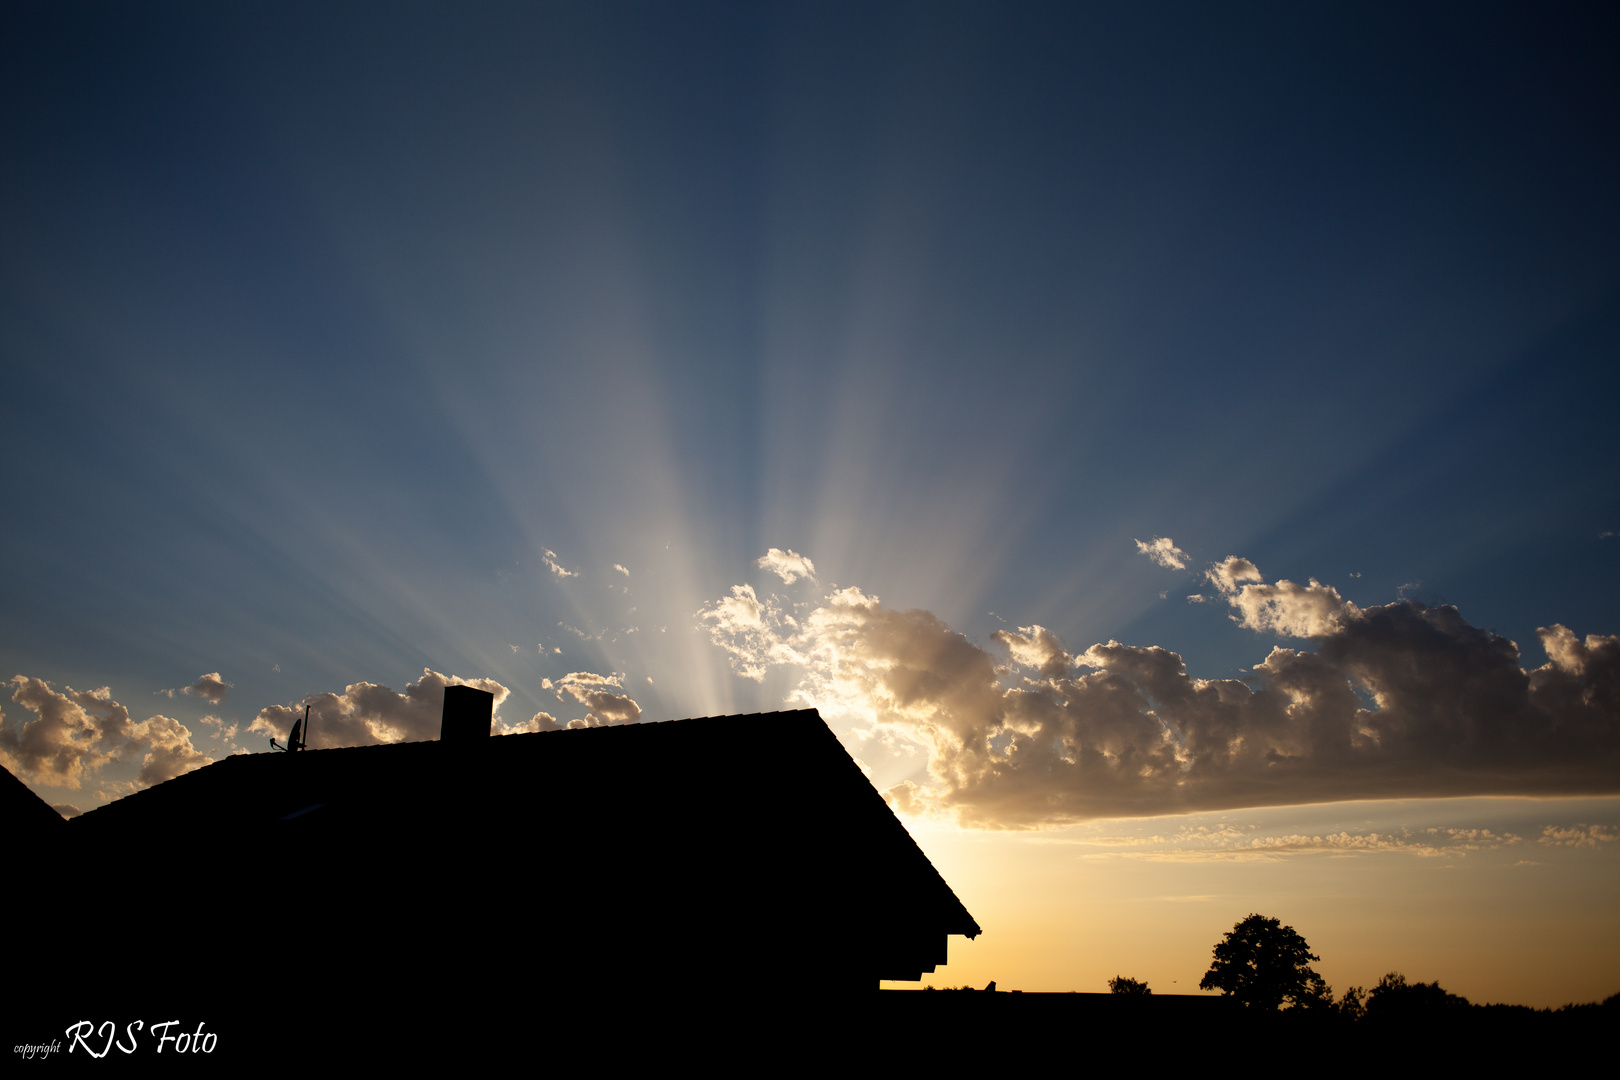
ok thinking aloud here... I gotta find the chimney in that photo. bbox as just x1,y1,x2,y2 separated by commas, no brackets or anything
441,685,494,742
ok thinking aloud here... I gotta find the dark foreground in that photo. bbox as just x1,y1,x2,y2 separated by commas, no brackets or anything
12,987,1613,1068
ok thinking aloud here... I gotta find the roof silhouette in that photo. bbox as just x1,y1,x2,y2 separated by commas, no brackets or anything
35,708,978,1012
2,758,65,839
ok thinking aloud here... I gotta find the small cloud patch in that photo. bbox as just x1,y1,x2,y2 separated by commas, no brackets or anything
542,550,580,579
1135,537,1189,570
757,548,817,584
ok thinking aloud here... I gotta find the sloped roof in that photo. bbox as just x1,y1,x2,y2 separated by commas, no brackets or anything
2,759,67,841
71,709,980,940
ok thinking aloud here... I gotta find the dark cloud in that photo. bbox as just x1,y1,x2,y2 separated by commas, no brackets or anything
182,672,231,704
702,564,1620,827
158,671,232,703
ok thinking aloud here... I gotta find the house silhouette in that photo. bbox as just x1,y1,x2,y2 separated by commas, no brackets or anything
19,703,979,1034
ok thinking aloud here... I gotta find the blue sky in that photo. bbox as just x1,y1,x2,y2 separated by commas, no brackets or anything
2,2,1617,1000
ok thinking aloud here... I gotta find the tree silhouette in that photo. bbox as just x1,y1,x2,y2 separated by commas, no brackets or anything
1199,914,1323,1009
1108,976,1151,995
1365,972,1470,1019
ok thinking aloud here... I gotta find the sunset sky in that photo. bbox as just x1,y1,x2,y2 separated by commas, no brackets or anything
3,3,1616,1006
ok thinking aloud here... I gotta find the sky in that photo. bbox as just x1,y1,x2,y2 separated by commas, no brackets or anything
2,2,1617,1006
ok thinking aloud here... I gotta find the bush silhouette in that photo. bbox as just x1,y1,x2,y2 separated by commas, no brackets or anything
1365,972,1470,1019
1108,976,1151,995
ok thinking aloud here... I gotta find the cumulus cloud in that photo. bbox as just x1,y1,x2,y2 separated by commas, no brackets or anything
135,714,213,786
757,547,817,584
1207,556,1263,593
1,677,213,792
698,584,789,681
498,711,565,735
183,672,231,704
249,669,510,748
612,563,630,576
1135,537,1189,570
158,671,232,704
549,671,641,727
993,625,1073,678
1537,624,1618,679
1207,557,1356,638
698,575,1620,827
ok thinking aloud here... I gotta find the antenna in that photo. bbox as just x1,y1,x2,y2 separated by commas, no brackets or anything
271,704,312,752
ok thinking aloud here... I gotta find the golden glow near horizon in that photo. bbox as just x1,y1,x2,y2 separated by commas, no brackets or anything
872,797,1620,1007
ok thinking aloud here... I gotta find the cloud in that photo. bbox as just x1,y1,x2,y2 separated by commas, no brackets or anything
1539,824,1618,848
2,677,131,786
550,671,641,727
134,714,213,786
1070,823,1523,863
1428,827,1522,848
697,584,787,681
698,573,1620,827
52,804,82,819
197,714,239,742
248,669,510,748
1207,556,1263,593
542,549,579,579
1135,537,1188,570
157,672,231,703
498,711,564,735
1101,831,1452,862
182,672,231,704
1537,624,1619,678
993,625,1073,678
612,563,630,576
757,547,817,584
1,677,213,792
1207,557,1356,638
